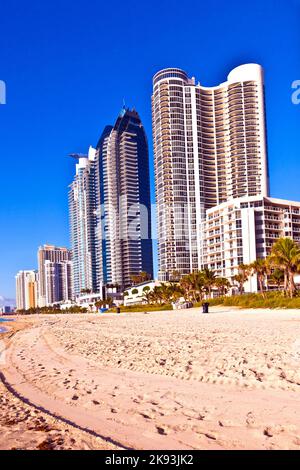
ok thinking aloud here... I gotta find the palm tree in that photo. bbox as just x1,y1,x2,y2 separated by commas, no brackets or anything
233,274,244,294
151,285,164,304
268,237,300,297
180,272,204,302
106,296,114,307
95,300,104,309
215,277,231,296
269,268,285,290
202,268,217,298
81,288,92,295
251,258,268,297
140,271,151,282
180,274,193,302
233,264,251,294
158,283,173,304
143,291,154,304
130,271,151,286
170,270,181,282
179,274,192,301
168,283,184,303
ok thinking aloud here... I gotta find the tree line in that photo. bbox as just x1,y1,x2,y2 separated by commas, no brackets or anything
128,237,300,305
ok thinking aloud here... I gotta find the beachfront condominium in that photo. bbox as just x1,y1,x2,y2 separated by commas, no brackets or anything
201,196,300,292
38,244,73,306
69,109,153,295
152,64,269,280
44,260,73,305
15,270,38,311
96,109,153,290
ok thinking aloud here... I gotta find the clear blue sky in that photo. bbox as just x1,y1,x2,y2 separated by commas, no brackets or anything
0,0,299,299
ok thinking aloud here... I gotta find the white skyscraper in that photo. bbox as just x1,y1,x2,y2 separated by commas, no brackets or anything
152,64,269,280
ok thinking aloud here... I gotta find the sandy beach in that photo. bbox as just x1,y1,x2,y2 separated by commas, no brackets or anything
1,307,300,450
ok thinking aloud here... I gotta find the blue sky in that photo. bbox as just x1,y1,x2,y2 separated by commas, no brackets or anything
0,0,299,298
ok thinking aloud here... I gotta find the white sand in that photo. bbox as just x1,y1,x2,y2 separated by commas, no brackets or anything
0,382,120,450
1,307,300,449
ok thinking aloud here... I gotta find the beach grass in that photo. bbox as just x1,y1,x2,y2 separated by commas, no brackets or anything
207,292,300,309
109,304,173,313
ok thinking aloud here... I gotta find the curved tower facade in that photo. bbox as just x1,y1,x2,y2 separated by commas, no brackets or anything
152,64,269,279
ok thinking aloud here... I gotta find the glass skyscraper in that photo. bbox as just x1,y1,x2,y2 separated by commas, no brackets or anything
96,109,153,289
69,108,153,295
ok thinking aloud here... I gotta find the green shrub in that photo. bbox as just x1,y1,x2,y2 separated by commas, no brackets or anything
109,304,173,313
208,291,300,309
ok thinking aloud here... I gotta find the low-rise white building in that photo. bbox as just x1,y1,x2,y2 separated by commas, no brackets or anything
67,292,103,311
124,281,161,306
61,287,123,311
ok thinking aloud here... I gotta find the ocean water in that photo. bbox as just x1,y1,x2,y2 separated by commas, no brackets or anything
0,317,14,333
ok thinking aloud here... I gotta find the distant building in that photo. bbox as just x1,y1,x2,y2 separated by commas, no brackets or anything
1,306,12,314
38,245,73,306
15,270,38,310
201,196,300,292
44,260,73,305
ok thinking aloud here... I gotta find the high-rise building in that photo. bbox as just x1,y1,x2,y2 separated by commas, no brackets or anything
95,125,113,291
152,64,269,280
38,245,72,306
44,260,73,305
201,195,300,292
96,109,153,289
69,108,153,294
69,148,98,297
15,270,38,310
